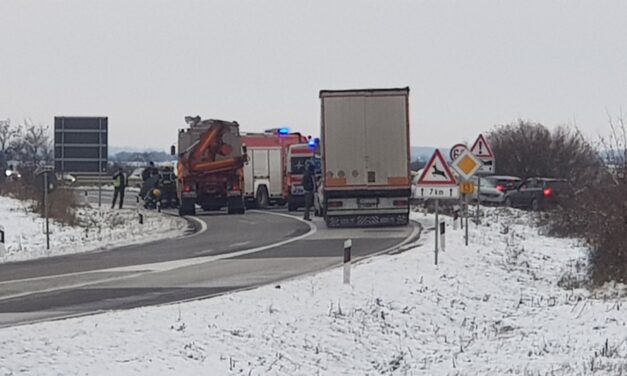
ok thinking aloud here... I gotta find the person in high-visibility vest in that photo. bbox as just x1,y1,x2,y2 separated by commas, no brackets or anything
111,167,127,209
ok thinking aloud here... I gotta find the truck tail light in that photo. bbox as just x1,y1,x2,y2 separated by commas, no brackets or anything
393,200,408,207
183,185,193,193
544,187,554,197
328,201,343,208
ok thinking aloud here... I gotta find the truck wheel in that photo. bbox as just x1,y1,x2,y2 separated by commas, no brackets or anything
179,198,196,216
256,187,269,209
227,197,246,215
287,199,297,212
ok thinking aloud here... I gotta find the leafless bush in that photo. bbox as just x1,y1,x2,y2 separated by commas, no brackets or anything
539,115,627,285
488,120,600,184
1,180,79,226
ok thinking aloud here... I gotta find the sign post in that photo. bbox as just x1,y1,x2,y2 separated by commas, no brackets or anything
415,149,459,265
470,134,496,226
451,149,482,245
465,194,469,245
35,165,55,251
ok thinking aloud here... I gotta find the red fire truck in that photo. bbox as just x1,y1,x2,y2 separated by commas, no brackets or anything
285,142,320,211
241,128,309,209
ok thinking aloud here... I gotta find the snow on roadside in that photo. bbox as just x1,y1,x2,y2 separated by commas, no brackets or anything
0,195,188,263
1,209,626,375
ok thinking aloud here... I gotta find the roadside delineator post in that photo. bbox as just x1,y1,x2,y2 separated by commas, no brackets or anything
440,220,446,252
0,225,5,257
136,196,143,224
343,239,352,285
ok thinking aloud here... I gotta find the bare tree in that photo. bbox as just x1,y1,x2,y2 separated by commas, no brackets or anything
10,119,53,166
0,118,19,153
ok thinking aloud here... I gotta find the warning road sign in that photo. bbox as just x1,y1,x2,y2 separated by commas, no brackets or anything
417,149,458,186
470,134,495,174
470,134,494,159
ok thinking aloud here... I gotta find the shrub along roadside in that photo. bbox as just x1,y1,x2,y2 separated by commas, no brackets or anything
542,184,627,286
488,119,626,286
0,179,79,226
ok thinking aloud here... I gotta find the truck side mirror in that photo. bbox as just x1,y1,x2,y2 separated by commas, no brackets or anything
170,145,176,156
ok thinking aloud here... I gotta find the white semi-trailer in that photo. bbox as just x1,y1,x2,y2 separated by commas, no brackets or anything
319,88,411,227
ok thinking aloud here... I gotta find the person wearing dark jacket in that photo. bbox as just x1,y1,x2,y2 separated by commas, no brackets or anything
302,161,315,221
111,167,126,209
141,161,159,181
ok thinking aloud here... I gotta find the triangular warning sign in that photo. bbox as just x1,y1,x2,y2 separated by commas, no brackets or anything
470,134,494,159
417,149,458,186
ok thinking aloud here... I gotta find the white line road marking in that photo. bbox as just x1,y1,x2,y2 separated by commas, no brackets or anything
0,213,317,302
179,215,208,239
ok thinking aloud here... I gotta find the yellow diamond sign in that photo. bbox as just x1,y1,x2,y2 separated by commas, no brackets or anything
451,149,482,180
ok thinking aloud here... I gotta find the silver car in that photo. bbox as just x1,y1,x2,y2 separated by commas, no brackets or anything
470,176,505,204
127,168,145,188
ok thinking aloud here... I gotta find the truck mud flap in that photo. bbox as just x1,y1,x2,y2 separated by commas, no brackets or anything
325,214,409,228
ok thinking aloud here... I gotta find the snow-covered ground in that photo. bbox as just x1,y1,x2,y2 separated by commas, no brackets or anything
0,195,188,263
1,209,626,375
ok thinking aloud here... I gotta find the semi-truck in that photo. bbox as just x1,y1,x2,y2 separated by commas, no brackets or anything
174,116,247,216
241,129,308,208
319,88,411,227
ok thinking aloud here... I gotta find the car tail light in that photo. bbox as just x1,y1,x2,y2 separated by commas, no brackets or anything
496,184,505,192
393,200,408,207
543,187,554,197
328,201,343,208
183,185,193,193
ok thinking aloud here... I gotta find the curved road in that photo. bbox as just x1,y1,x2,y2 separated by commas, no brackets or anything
0,197,420,327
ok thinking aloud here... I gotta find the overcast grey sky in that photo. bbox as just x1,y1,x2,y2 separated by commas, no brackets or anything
1,1,626,151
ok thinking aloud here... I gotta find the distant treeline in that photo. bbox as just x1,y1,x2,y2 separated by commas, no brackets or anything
110,151,172,163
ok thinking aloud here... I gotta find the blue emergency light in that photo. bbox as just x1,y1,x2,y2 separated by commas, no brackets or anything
308,137,320,148
278,127,290,135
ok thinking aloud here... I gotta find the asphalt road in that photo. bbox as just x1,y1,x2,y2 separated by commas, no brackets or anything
0,190,421,327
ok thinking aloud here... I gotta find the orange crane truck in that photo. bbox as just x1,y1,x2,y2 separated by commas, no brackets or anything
174,116,247,216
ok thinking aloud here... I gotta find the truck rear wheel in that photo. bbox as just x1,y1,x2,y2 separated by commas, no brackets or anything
227,197,246,215
256,187,269,209
179,198,196,216
287,196,297,212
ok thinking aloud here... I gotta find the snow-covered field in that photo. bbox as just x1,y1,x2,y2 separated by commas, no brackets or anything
0,195,188,263
1,209,626,375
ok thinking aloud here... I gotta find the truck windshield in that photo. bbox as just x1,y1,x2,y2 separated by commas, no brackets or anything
290,157,321,174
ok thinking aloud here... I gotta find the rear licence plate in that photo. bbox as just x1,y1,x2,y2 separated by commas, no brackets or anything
358,198,378,208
